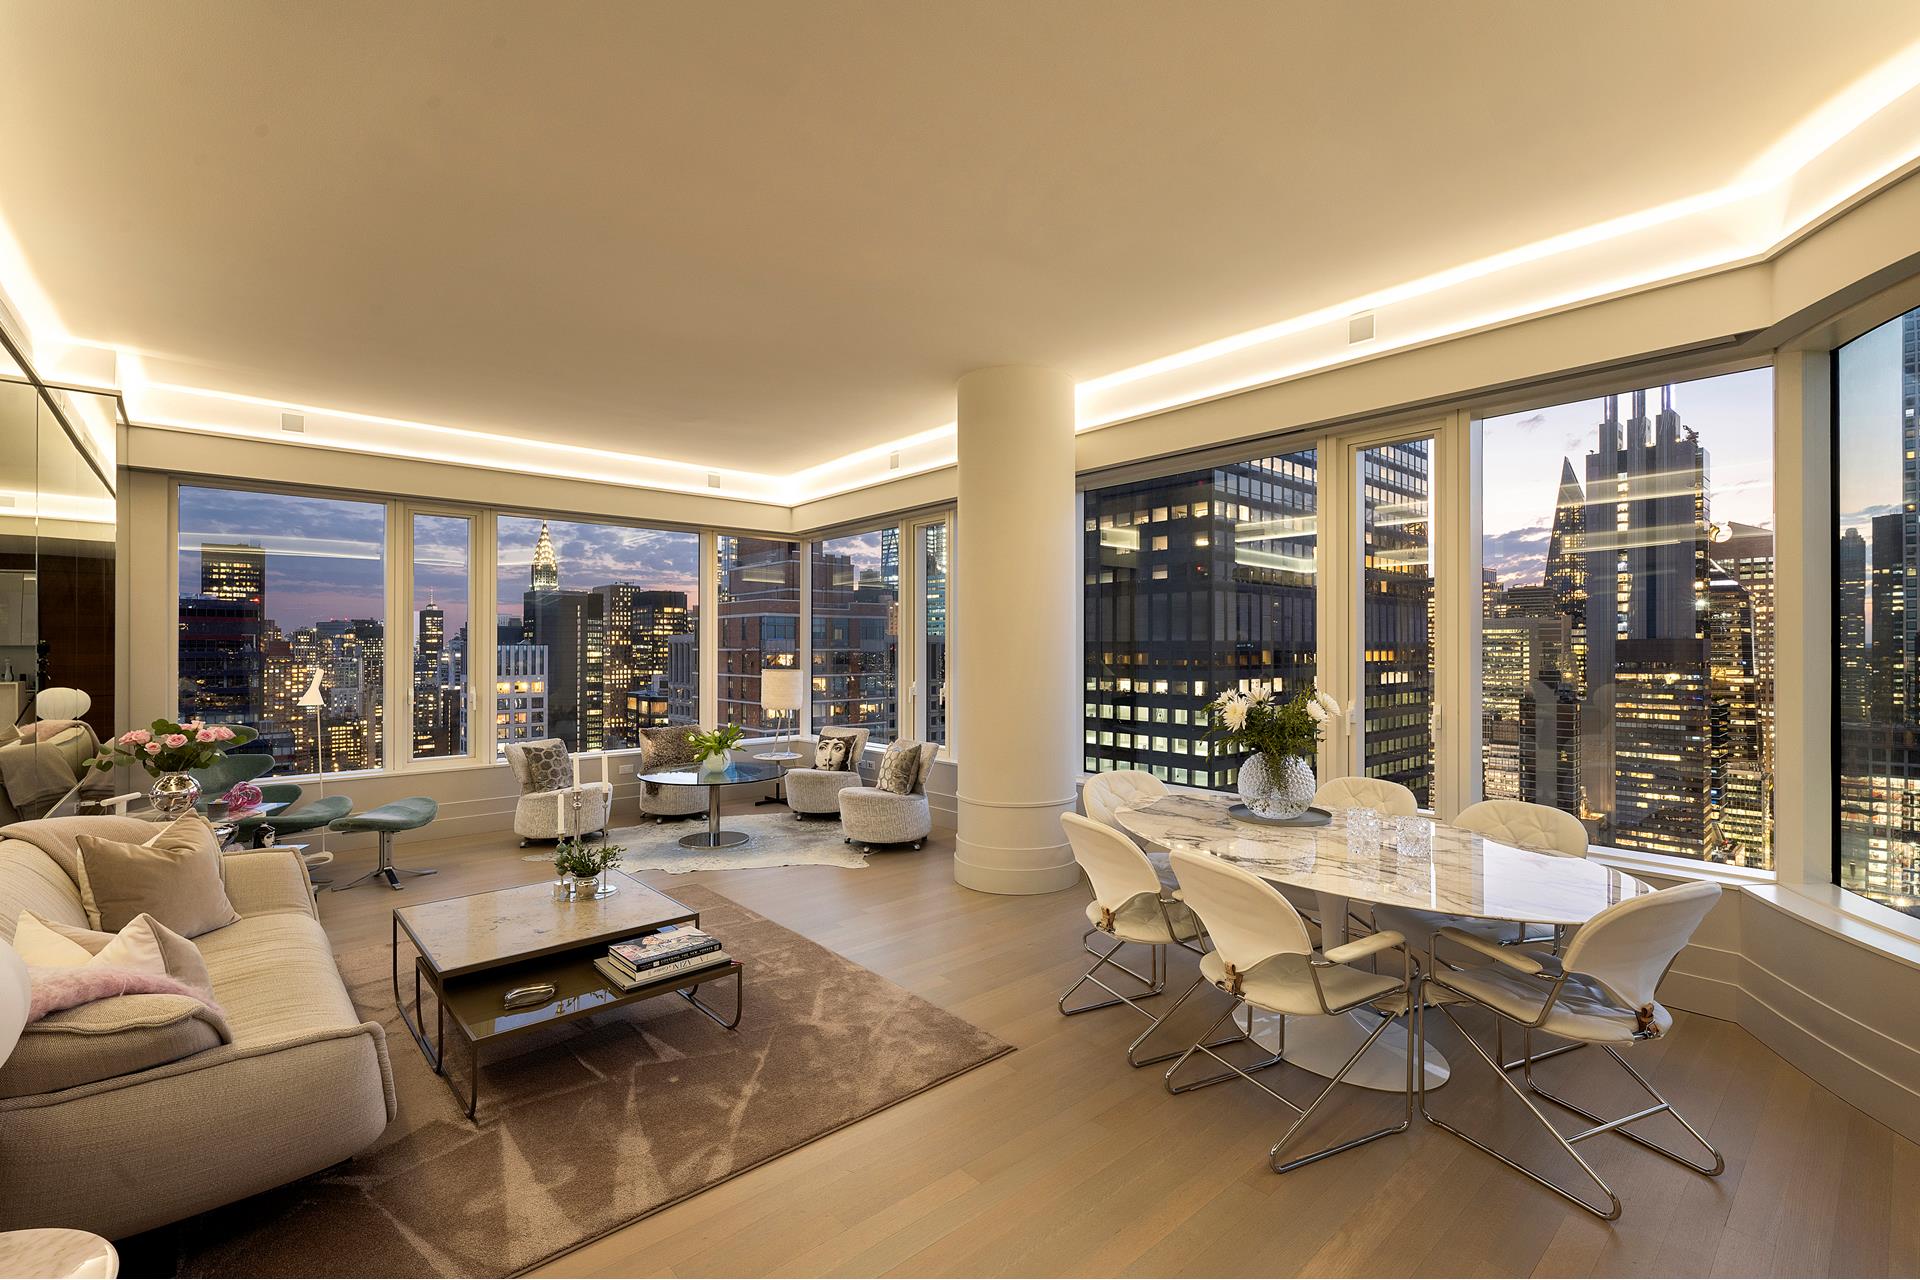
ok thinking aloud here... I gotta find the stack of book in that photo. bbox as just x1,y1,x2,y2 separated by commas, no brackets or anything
593,923,731,991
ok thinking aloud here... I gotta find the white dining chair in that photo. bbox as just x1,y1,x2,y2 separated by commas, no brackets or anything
1161,845,1416,1173
1419,880,1724,1220
1373,798,1587,969
1057,814,1219,1068
1311,776,1418,818
1082,768,1168,830
1454,798,1590,858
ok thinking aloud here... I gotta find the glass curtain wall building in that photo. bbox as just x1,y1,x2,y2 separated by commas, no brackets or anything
1082,449,1318,788
1836,304,1920,916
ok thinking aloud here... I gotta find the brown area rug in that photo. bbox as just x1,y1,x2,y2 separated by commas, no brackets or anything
120,884,1012,1278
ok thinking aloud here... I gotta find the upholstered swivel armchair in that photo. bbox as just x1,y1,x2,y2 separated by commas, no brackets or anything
784,728,870,818
503,738,614,844
635,726,707,821
839,741,939,851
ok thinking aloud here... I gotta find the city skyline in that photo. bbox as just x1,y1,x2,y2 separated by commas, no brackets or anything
1483,369,1774,588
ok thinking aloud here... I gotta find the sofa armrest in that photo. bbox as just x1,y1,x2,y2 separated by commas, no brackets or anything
221,848,318,920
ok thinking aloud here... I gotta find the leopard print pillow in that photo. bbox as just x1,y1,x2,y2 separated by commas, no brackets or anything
877,740,925,795
521,740,572,793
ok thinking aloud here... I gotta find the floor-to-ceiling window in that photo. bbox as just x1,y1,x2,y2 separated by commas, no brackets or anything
811,527,900,741
1359,437,1435,806
717,535,800,733
920,521,949,746
1837,305,1920,915
409,513,471,760
1481,368,1775,867
176,485,386,775
494,516,699,753
1082,449,1317,788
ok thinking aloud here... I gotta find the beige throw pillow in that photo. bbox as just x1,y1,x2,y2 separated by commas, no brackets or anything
72,816,239,937
11,910,216,994
877,740,925,795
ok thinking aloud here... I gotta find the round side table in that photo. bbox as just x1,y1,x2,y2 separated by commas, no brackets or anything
0,1229,118,1279
751,750,804,807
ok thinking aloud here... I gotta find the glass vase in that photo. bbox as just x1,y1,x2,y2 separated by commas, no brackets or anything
1237,752,1316,820
148,771,201,820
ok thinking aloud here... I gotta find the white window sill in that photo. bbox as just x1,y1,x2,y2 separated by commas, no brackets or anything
1743,881,1920,972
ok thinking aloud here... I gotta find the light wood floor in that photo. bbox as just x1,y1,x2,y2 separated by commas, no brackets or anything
315,817,1920,1278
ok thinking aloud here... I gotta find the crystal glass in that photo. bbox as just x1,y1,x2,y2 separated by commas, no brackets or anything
1346,806,1382,852
1394,815,1433,856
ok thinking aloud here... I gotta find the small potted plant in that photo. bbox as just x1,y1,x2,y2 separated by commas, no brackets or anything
687,724,746,778
553,837,626,899
83,719,260,818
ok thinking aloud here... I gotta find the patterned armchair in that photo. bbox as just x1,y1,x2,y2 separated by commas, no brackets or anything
503,738,613,844
636,726,707,820
784,728,870,818
840,741,940,851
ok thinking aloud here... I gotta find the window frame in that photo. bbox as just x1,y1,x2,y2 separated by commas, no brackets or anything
168,478,958,779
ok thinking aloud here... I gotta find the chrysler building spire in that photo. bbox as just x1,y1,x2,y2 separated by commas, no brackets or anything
531,520,560,590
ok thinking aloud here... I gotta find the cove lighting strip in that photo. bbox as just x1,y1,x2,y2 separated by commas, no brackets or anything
4,34,1920,509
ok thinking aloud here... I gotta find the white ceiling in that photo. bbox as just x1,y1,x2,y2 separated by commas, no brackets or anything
2,1,1918,474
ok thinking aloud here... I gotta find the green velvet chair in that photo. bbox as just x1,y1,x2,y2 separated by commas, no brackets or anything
330,797,439,892
189,751,276,806
232,783,354,847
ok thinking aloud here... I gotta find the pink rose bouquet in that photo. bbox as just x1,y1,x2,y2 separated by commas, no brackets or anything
85,717,260,778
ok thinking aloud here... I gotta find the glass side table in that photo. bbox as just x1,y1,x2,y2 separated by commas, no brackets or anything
751,749,804,806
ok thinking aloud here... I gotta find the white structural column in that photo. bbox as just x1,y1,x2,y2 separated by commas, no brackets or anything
953,366,1081,895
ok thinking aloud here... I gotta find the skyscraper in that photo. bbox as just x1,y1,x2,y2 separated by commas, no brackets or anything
1584,388,1718,856
1839,526,1869,723
530,521,559,591
200,542,265,603
1082,450,1320,789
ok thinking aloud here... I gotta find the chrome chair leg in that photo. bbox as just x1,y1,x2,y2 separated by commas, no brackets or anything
1270,1005,1411,1173
1124,975,1250,1068
1163,997,1284,1095
1496,1019,1584,1072
1518,1031,1725,1176
1421,1004,1624,1221
1081,926,1156,986
1059,936,1167,1017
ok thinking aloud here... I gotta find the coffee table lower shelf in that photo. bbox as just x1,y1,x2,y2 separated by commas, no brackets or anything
392,925,743,1122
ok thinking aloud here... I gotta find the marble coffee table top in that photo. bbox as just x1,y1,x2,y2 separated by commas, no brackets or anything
1115,792,1652,927
0,1229,118,1279
395,871,697,978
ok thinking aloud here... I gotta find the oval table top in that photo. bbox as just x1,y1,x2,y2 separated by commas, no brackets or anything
1114,791,1652,927
635,760,784,788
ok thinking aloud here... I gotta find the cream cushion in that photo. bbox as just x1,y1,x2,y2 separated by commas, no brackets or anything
0,993,230,1098
73,816,239,937
13,910,215,993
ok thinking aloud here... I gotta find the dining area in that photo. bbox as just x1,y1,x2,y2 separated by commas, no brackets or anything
1060,770,1724,1223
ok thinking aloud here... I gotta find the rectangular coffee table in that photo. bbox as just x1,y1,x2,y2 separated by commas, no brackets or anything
391,869,743,1120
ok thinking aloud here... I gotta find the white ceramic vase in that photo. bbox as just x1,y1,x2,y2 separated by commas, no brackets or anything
1237,752,1316,820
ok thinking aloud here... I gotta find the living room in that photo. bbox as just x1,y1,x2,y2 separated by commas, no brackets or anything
3,4,1920,1279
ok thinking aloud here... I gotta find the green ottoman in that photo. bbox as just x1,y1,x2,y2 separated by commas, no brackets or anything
236,785,353,846
330,797,440,892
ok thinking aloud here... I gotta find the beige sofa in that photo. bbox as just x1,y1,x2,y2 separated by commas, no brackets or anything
0,816,395,1239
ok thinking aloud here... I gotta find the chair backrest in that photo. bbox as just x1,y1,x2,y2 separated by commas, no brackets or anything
1453,799,1589,857
1562,881,1720,1012
909,741,939,794
1311,775,1417,817
1061,813,1164,911
32,688,90,722
819,727,870,772
503,738,570,790
1169,844,1314,968
189,751,275,797
1083,769,1168,827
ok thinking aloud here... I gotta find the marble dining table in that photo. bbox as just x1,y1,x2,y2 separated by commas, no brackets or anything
1113,790,1654,1091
